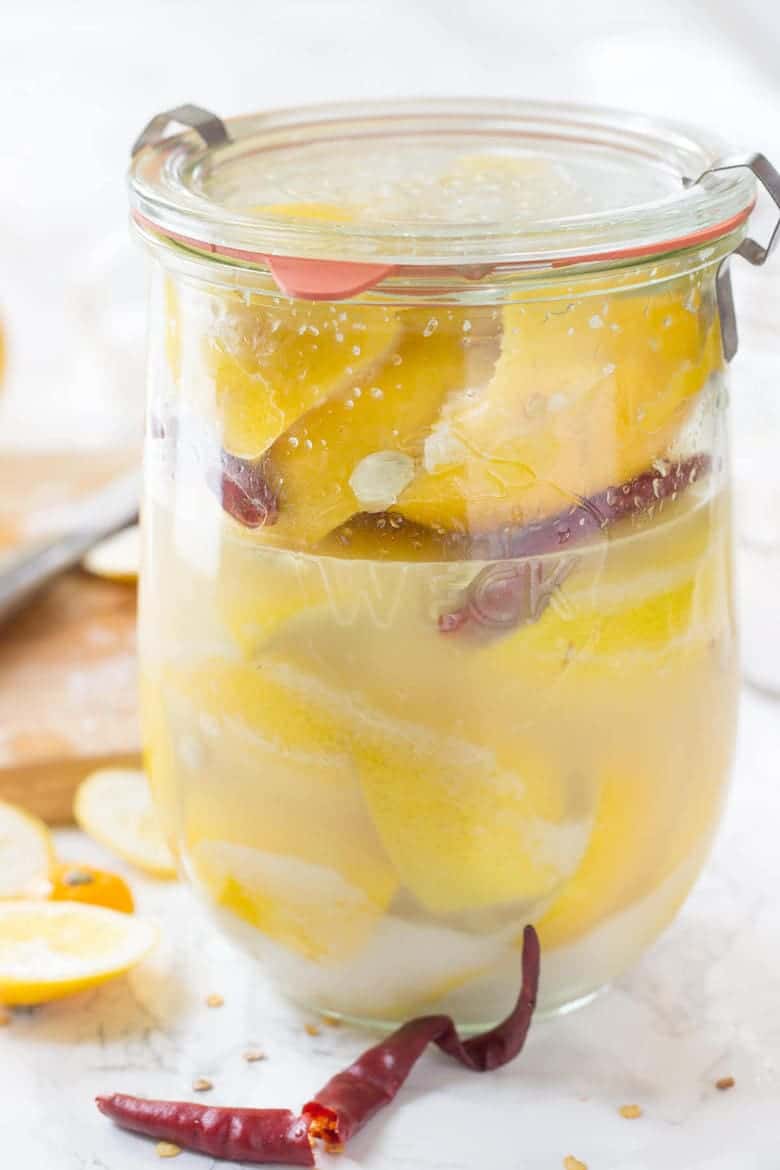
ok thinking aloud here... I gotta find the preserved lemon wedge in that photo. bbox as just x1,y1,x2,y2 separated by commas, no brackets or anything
398,283,721,532
206,291,400,461
260,324,469,547
163,660,397,912
243,642,587,916
205,202,404,459
193,840,387,962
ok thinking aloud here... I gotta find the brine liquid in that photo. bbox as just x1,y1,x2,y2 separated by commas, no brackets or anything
140,478,737,1025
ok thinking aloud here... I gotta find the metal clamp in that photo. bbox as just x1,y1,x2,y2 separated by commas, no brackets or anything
688,153,780,360
132,104,231,158
695,153,780,266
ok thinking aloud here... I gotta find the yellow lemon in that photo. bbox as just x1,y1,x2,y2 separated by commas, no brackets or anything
250,201,355,222
206,298,400,459
252,639,588,916
0,801,53,899
0,901,156,1004
162,660,396,910
193,840,387,962
260,323,471,548
398,282,720,532
74,769,177,879
82,525,140,583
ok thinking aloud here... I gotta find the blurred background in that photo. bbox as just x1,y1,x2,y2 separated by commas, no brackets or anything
0,0,778,684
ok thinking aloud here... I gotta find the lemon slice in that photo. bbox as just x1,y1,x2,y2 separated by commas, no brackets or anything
74,769,177,879
0,901,157,1004
0,801,54,899
82,525,140,582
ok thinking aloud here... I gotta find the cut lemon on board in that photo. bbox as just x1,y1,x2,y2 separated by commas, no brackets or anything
0,902,157,1004
74,769,177,879
82,524,140,582
0,801,54,899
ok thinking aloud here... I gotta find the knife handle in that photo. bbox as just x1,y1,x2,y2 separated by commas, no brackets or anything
0,521,137,625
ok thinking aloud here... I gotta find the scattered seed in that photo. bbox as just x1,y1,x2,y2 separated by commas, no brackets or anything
156,1142,182,1158
564,1157,588,1170
205,993,224,1008
243,1048,266,1063
305,1023,321,1037
321,1014,342,1028
716,1076,735,1091
192,1077,213,1092
619,1104,643,1119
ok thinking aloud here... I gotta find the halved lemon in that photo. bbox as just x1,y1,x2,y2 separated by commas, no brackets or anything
0,901,157,1004
82,525,140,582
74,769,177,879
0,801,54,899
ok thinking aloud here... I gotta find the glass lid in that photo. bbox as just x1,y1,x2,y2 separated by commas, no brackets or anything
129,98,754,282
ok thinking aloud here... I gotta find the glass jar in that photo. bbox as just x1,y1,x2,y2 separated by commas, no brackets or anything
130,100,763,1028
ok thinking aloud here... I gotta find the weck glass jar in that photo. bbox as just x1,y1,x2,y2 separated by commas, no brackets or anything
130,99,770,1028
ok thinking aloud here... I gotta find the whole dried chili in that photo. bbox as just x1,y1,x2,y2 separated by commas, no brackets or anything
439,455,711,635
212,450,278,529
148,408,278,530
303,924,540,1146
95,1098,315,1166
97,925,540,1162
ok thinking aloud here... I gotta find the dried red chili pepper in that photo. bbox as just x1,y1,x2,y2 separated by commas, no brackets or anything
303,924,540,1146
97,926,540,1162
440,455,711,634
210,450,278,528
95,1097,314,1166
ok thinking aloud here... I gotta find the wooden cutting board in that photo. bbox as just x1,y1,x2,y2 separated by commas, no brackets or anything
0,451,141,823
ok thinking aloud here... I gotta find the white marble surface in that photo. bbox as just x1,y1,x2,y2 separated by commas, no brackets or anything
1,684,777,1169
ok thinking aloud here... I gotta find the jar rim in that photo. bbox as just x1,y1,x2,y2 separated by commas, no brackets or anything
129,97,754,287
